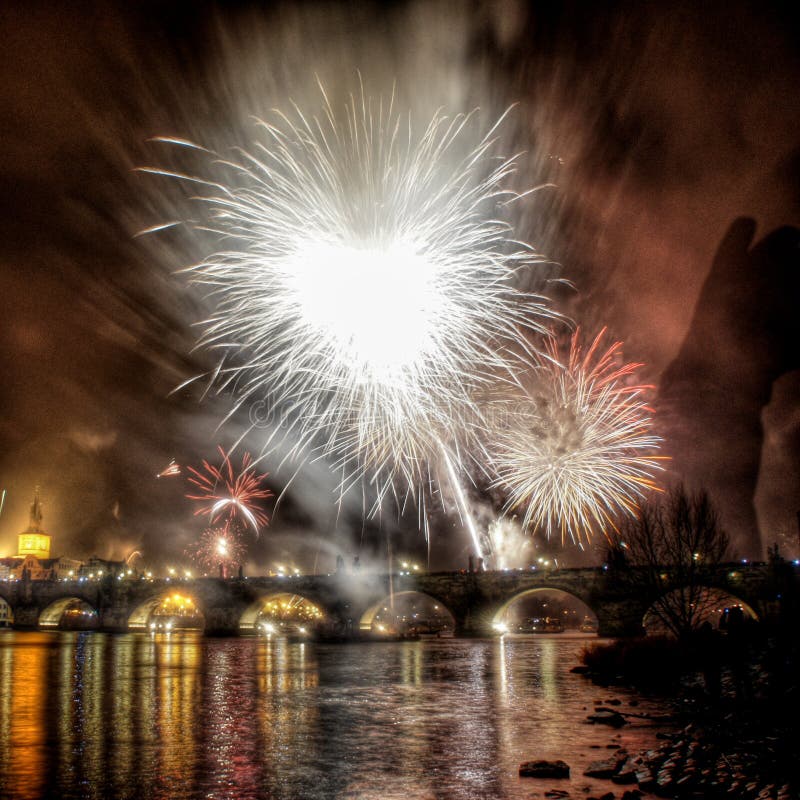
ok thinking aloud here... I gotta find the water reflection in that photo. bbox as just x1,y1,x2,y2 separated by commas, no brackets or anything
0,632,663,800
0,634,49,800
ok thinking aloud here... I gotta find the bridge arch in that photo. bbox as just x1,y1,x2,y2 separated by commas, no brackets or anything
491,587,599,634
0,595,14,627
358,591,456,634
642,586,759,636
239,592,326,635
39,597,99,629
128,590,205,631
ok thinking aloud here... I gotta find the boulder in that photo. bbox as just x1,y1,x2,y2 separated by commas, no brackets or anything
584,759,620,779
519,760,571,779
587,710,627,728
635,769,656,793
611,762,638,785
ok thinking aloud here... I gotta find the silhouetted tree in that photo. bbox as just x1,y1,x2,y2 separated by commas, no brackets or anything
613,485,730,638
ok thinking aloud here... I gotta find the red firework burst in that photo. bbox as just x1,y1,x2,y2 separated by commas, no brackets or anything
188,523,247,575
186,446,273,533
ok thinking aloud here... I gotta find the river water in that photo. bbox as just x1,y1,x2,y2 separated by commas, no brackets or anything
0,631,667,800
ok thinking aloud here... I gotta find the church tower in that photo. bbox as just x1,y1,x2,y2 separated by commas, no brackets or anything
17,487,51,559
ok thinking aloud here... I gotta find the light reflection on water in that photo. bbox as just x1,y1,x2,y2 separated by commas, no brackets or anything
0,632,665,800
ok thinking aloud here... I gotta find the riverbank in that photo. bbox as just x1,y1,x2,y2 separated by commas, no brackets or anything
569,632,798,799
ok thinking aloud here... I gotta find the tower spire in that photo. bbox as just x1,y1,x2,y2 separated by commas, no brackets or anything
29,486,43,532
17,485,51,560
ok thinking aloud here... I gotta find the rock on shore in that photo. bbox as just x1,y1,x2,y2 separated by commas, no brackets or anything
519,759,570,779
584,724,794,799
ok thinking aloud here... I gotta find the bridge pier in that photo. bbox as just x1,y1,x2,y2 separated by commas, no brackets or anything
203,594,250,636
99,607,133,633
594,600,648,637
10,604,41,629
452,602,497,637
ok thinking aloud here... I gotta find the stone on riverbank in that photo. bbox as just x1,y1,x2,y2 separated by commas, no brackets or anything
584,759,620,779
586,709,627,728
519,759,570,778
610,758,638,785
584,722,796,799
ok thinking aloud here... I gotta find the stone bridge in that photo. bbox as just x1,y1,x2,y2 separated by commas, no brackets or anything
0,562,792,637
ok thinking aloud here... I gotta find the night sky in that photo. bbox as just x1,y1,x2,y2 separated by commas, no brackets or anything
0,1,798,569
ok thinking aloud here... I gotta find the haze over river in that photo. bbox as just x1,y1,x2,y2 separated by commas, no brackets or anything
0,632,667,799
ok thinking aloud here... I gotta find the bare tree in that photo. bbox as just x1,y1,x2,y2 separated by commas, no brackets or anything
611,485,731,638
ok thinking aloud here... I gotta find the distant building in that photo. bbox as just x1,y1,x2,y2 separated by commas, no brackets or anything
13,554,55,582
0,597,12,626
17,487,51,559
78,556,125,580
0,488,85,582
53,557,83,581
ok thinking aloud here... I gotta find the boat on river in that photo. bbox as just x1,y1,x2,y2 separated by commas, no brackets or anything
516,616,565,634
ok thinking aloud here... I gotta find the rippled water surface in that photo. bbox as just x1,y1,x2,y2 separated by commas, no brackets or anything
0,631,667,799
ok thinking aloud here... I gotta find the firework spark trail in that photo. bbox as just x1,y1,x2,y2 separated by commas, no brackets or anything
156,459,181,478
186,446,273,533
442,449,485,561
491,329,664,544
144,88,557,516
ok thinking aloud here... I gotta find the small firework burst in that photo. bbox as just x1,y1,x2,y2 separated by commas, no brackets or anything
188,523,247,575
186,447,272,533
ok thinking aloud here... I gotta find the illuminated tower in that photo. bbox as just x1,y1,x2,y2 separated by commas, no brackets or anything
17,487,51,559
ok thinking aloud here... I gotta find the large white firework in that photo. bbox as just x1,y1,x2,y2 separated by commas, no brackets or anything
491,329,664,544
144,88,555,510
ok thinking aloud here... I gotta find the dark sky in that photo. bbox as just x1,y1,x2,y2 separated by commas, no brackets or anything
0,0,798,568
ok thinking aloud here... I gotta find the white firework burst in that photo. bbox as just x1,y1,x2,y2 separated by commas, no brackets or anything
143,87,555,510
491,329,664,544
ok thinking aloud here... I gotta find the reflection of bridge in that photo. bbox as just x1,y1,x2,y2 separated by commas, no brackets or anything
0,563,790,637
